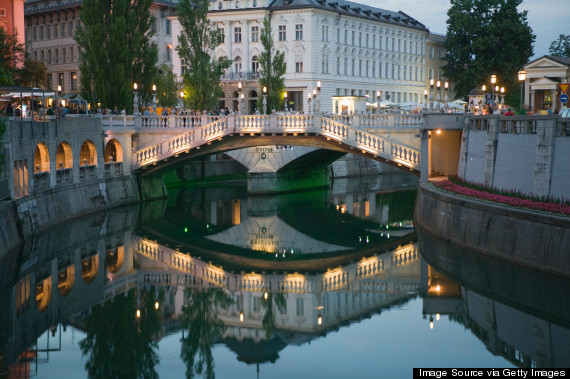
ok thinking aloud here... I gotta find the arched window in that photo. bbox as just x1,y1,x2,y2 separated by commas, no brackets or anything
104,139,123,163
56,141,73,170
251,55,259,73
34,143,50,173
80,140,97,166
234,56,242,73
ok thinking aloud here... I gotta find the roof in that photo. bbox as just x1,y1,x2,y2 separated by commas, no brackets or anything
266,0,428,32
525,54,570,68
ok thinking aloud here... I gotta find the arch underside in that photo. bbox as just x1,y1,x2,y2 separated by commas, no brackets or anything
137,134,420,177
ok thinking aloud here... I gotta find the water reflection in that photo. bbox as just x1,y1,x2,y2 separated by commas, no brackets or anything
1,177,569,376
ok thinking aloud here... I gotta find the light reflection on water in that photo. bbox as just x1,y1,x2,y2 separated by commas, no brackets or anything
2,177,569,377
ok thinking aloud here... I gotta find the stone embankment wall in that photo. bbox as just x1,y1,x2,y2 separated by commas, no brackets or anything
414,184,570,277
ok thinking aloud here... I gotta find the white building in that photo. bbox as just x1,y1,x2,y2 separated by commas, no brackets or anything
170,0,430,114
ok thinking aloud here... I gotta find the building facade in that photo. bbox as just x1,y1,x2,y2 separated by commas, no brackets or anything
170,0,432,114
23,0,178,95
1,0,26,67
522,55,570,113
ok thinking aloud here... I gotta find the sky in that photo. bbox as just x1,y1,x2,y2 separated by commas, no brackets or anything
357,0,570,61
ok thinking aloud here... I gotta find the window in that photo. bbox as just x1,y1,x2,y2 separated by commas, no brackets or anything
351,59,355,76
47,74,52,90
58,73,64,88
62,48,66,63
358,59,362,76
46,26,50,39
251,56,259,73
218,27,225,44
54,24,58,38
70,47,74,62
343,57,347,75
278,25,286,41
71,72,77,90
336,28,340,44
358,32,362,46
366,33,369,47
429,46,435,59
295,62,303,73
428,68,434,81
344,30,347,44
366,60,369,77
234,56,242,72
251,26,259,42
234,27,241,43
48,49,51,64
166,19,171,35
321,25,328,41
295,24,303,40
166,44,171,61
351,31,355,45
62,22,66,37
55,48,59,63
336,56,340,74
69,21,73,36
439,48,445,59
372,34,375,49
322,55,329,74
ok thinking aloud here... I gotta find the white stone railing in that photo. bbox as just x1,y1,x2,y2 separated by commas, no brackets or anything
324,113,423,128
131,114,421,172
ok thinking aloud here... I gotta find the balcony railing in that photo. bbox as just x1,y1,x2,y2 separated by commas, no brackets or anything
80,165,97,180
221,72,259,81
104,162,123,177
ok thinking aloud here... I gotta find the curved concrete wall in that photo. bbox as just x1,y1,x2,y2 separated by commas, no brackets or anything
414,184,570,277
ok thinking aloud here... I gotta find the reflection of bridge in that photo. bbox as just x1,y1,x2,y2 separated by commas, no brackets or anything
104,113,422,176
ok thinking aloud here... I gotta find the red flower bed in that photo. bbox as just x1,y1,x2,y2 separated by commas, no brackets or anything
432,180,570,215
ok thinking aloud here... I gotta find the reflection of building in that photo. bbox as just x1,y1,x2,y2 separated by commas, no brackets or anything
521,55,570,113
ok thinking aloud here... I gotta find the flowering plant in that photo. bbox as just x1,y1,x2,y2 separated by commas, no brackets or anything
433,180,570,215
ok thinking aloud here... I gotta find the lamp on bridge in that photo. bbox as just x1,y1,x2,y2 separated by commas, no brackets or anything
423,89,428,108
436,80,441,103
179,90,185,111
500,87,505,105
133,83,139,115
377,90,381,113
518,69,526,112
443,82,449,112
283,91,288,113
238,82,244,114
317,81,321,113
262,86,267,115
429,78,434,110
312,89,317,114
152,84,157,115
482,84,487,105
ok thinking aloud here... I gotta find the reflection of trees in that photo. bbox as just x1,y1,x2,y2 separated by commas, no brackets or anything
180,287,232,379
261,293,286,339
79,287,163,379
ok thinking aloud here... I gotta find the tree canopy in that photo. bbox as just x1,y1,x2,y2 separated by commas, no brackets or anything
443,0,535,100
155,64,180,109
75,0,157,112
176,0,230,112
549,35,570,58
259,17,287,114
0,28,25,85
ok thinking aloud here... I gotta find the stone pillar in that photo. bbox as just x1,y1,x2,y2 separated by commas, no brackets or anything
552,88,558,113
483,116,500,187
533,117,556,197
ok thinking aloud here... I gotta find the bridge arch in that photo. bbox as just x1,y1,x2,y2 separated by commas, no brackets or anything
34,142,50,173
80,139,97,166
105,139,123,163
106,247,125,273
57,265,75,297
81,254,99,283
56,141,73,170
35,276,52,312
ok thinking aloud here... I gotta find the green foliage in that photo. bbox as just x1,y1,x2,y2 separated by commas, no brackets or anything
180,287,232,379
79,287,163,378
15,60,47,88
156,64,180,108
259,17,287,114
177,0,230,113
549,34,570,58
0,117,6,175
0,28,25,84
75,0,158,112
443,0,534,100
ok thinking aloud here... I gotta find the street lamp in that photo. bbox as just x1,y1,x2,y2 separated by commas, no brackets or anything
133,83,139,115
518,69,526,111
152,84,157,114
317,81,321,113
429,78,434,109
424,89,428,107
238,82,243,114
283,91,288,112
262,86,267,115
500,86,505,105
377,90,381,113
444,82,449,112
494,85,499,104
490,74,497,103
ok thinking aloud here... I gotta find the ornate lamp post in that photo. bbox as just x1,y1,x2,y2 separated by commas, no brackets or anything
443,82,449,112
152,84,157,114
283,91,288,112
424,89,428,108
133,83,139,115
312,89,317,114
238,82,244,115
490,74,497,103
317,81,321,113
262,86,267,115
518,69,526,111
500,87,505,105
429,78,434,110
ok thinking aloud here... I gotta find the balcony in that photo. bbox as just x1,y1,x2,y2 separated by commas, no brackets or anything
221,72,259,81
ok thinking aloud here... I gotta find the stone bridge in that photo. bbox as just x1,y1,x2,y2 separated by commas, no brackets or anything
103,113,423,177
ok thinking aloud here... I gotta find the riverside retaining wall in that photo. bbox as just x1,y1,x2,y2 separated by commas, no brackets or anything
414,183,570,277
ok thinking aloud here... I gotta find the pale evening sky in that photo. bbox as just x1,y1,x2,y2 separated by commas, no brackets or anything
357,0,570,61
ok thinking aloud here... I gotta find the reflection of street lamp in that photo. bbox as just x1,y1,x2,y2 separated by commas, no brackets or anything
262,86,267,114
518,69,526,111
133,83,139,115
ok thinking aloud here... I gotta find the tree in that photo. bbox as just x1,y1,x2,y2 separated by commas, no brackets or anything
443,0,534,101
0,28,25,85
75,0,158,112
15,60,47,88
549,35,570,58
176,0,230,112
156,64,180,109
259,17,286,114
